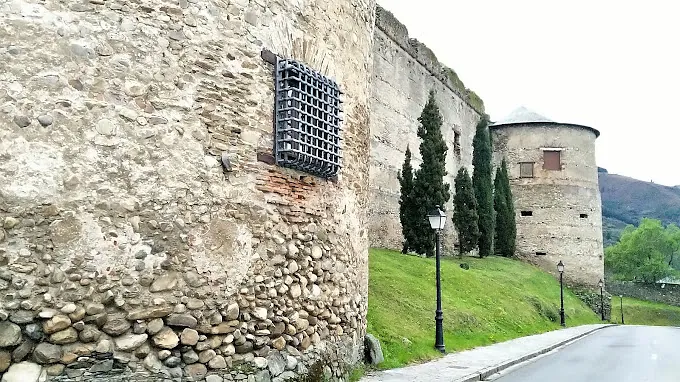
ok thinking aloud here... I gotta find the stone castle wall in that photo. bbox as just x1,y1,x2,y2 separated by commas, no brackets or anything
490,124,604,287
367,6,484,252
0,0,375,381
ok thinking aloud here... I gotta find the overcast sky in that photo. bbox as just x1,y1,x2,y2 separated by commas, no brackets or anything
377,0,680,186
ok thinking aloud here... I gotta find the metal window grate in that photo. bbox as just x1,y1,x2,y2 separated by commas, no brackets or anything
274,58,343,178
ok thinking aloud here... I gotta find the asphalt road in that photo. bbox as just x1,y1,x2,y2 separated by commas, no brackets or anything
490,325,680,382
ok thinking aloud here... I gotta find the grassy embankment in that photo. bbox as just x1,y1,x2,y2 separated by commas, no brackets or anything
366,248,601,369
610,296,680,326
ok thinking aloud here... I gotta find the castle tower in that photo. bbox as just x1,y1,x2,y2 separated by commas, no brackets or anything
0,1,376,380
490,107,604,287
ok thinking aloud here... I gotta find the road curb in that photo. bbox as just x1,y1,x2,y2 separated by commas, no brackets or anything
453,324,617,382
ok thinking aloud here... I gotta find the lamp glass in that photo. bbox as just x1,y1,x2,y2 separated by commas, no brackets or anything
557,261,564,273
427,207,446,230
598,279,604,288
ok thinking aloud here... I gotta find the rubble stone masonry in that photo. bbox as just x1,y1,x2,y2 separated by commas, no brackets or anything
0,0,376,381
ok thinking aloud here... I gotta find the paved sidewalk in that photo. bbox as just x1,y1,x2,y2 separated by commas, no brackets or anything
360,324,614,382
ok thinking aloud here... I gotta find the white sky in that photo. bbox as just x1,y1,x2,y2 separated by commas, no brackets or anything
377,0,680,186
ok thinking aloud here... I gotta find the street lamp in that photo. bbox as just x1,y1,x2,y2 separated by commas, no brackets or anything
598,279,605,321
557,260,565,327
428,205,447,353
620,295,625,324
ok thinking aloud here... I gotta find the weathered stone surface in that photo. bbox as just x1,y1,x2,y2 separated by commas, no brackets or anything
208,355,227,369
225,303,239,320
146,318,164,335
198,349,216,363
102,317,131,336
252,307,267,320
182,349,199,364
185,363,208,380
143,352,162,372
78,325,101,343
180,328,199,346
271,337,286,351
166,313,197,328
33,343,62,364
10,310,34,324
95,339,113,353
150,273,178,292
206,375,223,382
0,322,22,347
127,306,173,320
1,361,41,382
43,315,71,334
365,334,384,365
85,303,105,316
90,359,113,373
45,364,65,376
49,328,78,344
115,333,148,351
0,350,10,372
153,327,179,349
268,352,286,377
11,340,33,362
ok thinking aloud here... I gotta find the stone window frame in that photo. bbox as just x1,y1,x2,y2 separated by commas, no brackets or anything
519,162,534,178
541,148,563,171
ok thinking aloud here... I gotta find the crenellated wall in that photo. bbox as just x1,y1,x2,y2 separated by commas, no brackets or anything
0,0,376,381
367,6,484,252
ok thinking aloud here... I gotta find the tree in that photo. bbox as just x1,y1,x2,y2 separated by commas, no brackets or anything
398,146,416,253
472,118,494,257
453,167,480,256
410,90,450,257
494,158,516,257
605,218,676,283
503,161,516,256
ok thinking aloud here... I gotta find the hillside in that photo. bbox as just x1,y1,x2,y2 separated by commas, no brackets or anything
366,248,600,369
599,169,680,246
610,297,680,326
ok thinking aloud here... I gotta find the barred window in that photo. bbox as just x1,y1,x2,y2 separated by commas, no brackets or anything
274,58,343,179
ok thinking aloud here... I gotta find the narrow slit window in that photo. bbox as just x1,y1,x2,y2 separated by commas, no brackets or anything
580,213,588,218
453,131,461,157
535,252,547,256
521,211,533,217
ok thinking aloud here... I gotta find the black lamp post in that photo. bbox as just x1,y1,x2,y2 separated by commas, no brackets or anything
620,295,625,324
557,260,565,327
598,279,605,321
428,205,447,353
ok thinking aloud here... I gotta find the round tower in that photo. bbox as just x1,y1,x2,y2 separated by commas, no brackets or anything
490,107,604,287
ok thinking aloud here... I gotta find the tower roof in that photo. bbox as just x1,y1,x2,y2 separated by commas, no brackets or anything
490,106,600,138
492,106,554,125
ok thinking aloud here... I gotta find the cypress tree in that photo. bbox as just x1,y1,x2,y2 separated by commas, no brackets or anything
502,160,517,256
398,146,415,253
472,118,494,257
494,158,516,257
493,166,508,255
411,90,450,257
453,167,480,256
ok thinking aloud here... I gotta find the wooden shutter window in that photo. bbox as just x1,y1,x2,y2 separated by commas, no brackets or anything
519,162,534,178
543,150,561,170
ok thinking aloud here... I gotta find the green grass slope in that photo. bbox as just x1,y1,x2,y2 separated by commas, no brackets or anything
610,297,680,326
367,248,600,369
